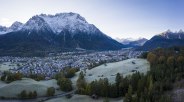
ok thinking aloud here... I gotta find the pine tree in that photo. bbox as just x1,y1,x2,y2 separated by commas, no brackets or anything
115,73,122,96
20,90,27,99
33,91,37,98
124,85,133,102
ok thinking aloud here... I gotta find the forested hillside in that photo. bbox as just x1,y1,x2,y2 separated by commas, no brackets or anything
76,47,184,102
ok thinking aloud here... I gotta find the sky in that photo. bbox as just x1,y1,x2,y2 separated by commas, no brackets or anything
0,0,184,39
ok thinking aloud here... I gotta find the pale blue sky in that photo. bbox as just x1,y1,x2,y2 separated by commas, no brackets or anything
0,0,183,39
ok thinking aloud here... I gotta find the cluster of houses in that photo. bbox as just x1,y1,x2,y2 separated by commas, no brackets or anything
0,49,143,79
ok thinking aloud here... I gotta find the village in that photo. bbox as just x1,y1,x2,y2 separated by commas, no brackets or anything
0,49,143,79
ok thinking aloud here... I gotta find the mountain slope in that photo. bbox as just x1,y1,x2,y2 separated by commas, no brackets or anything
0,12,124,56
139,30,184,51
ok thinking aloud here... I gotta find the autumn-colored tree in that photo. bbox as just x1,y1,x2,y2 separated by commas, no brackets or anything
14,72,23,80
167,56,175,68
158,56,166,64
65,68,77,78
177,56,184,67
147,52,157,66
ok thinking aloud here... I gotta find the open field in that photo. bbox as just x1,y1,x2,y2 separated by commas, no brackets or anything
0,81,7,88
0,62,24,72
45,94,123,102
46,58,149,102
0,78,60,98
0,62,19,71
71,58,150,85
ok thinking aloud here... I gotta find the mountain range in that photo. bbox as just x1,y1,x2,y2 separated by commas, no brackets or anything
139,30,184,51
116,38,148,47
0,12,184,56
0,12,124,56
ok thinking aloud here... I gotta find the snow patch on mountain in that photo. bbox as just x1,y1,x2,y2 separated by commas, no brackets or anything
159,29,184,39
22,16,52,32
9,21,23,31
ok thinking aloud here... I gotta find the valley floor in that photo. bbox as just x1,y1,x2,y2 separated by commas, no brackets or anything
0,58,150,102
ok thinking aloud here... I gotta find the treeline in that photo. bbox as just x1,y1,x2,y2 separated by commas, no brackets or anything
76,71,161,101
17,87,55,99
28,74,45,81
0,71,46,82
18,90,37,99
76,72,128,98
55,67,79,79
77,48,184,102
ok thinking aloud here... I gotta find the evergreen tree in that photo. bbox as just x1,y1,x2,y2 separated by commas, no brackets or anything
115,73,121,96
19,90,27,99
77,71,86,94
28,91,33,98
33,91,37,98
124,85,133,102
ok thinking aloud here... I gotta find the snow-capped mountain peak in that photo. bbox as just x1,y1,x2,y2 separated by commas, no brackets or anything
22,15,52,32
55,12,87,22
159,29,184,39
165,29,172,33
9,21,23,31
38,12,97,34
0,21,23,34
178,29,184,33
1,12,99,35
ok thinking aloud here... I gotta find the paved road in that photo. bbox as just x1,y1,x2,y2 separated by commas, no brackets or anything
0,90,76,102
